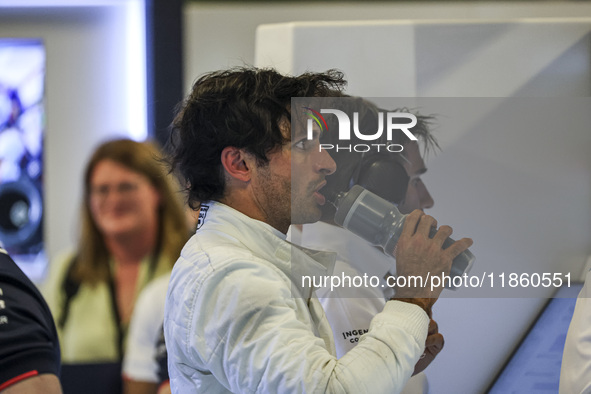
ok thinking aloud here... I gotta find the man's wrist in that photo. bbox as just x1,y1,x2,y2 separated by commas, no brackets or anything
391,297,433,318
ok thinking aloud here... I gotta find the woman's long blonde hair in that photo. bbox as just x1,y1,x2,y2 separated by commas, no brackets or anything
73,138,188,284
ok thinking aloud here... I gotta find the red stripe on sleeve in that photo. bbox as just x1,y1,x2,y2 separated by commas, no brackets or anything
0,370,39,391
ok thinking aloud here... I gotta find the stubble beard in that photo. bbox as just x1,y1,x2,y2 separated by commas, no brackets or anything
255,163,292,231
291,181,323,225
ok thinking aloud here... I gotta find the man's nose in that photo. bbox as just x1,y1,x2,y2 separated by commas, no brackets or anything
316,149,336,175
419,183,434,210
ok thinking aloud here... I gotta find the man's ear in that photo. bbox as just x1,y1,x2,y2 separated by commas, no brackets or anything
220,146,251,182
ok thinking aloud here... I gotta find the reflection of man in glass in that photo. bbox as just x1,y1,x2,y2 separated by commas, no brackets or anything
298,97,442,392
396,140,434,215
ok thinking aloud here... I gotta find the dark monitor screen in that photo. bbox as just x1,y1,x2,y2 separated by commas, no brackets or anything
0,39,46,282
487,283,583,393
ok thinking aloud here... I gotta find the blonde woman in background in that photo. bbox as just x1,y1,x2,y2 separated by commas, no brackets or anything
42,138,188,391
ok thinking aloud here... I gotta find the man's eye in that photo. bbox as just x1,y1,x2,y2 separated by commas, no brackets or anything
294,140,310,150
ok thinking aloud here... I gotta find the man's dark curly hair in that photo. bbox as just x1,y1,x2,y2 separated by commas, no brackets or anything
168,67,346,209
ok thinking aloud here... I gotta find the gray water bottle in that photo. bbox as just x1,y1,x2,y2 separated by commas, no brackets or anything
332,184,475,289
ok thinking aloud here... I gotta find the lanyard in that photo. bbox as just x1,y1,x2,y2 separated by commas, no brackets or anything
106,252,159,361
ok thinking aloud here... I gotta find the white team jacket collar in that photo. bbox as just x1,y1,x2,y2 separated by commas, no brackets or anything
199,202,336,299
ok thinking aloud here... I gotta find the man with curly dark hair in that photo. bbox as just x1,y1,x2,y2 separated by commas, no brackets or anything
164,67,472,393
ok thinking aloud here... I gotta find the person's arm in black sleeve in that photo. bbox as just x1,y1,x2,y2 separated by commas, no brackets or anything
0,250,62,394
